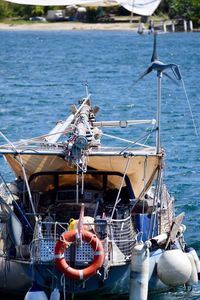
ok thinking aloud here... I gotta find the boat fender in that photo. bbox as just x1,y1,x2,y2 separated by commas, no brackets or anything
178,224,186,234
129,242,150,300
157,249,192,287
68,218,77,230
54,229,104,281
151,233,168,245
16,244,30,259
186,253,198,285
8,213,23,246
185,247,200,280
50,288,60,300
24,282,48,300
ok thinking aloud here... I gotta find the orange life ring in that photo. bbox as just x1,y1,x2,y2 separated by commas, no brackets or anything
54,229,105,281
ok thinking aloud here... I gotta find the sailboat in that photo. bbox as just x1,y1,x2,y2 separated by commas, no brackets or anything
0,34,199,300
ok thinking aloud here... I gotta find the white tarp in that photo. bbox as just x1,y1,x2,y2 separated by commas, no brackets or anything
116,0,161,15
5,0,117,7
5,0,161,15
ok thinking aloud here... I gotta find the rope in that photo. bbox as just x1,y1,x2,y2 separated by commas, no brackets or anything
152,170,162,235
119,128,157,154
147,166,162,239
102,131,154,149
0,131,37,219
0,128,73,149
141,156,148,235
110,156,131,220
60,235,70,248
181,74,199,136
137,165,159,200
60,274,66,300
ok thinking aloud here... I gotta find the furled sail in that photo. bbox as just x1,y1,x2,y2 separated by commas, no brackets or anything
5,0,161,15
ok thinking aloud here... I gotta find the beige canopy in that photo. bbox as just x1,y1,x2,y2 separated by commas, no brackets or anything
4,147,162,198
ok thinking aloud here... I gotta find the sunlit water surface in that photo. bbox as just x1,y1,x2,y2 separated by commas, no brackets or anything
0,30,199,300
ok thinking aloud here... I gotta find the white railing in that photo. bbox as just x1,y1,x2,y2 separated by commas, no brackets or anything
30,221,68,262
30,216,137,265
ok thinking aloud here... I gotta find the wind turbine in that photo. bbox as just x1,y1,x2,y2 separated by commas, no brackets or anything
135,33,182,154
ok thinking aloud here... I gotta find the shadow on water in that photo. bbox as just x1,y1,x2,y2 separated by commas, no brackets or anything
1,280,200,299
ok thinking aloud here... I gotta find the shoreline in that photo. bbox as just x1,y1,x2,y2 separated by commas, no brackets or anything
0,21,198,32
0,21,138,31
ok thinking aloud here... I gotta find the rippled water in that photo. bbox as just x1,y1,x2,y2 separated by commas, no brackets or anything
0,30,199,299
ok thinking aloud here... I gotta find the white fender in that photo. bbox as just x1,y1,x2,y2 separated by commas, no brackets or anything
186,253,198,285
24,283,48,300
129,242,149,300
157,249,192,287
50,288,60,300
187,248,200,273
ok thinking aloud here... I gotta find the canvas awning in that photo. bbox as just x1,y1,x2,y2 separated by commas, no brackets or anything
4,147,162,198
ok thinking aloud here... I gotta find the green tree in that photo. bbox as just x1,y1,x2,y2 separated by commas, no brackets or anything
31,5,44,17
166,0,200,26
10,3,33,18
0,0,11,18
86,7,98,23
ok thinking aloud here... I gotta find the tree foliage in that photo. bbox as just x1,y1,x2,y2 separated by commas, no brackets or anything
0,1,53,19
31,5,44,16
160,0,200,26
0,0,11,18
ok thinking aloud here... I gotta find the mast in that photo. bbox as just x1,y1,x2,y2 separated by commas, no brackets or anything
156,71,162,154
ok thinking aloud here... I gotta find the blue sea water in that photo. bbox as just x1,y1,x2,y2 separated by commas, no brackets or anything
0,29,199,299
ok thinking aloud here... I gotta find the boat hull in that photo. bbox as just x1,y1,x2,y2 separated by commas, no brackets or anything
0,249,167,297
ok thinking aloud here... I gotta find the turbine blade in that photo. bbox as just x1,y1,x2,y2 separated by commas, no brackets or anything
134,66,153,85
163,72,179,85
151,32,159,62
171,65,182,80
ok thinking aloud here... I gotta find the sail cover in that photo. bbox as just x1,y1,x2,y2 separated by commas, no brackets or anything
5,0,161,15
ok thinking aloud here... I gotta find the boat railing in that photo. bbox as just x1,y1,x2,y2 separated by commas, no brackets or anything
30,221,69,262
108,216,137,264
159,185,175,233
30,215,137,265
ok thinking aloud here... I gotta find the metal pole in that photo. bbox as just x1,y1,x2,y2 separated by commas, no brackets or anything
156,71,162,154
76,164,79,204
130,0,135,24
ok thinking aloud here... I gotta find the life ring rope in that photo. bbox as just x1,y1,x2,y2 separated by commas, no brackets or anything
61,230,96,250
54,229,105,281
85,234,95,246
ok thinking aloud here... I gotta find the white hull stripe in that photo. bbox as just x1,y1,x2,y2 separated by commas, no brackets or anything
94,251,103,256
54,254,65,259
79,270,84,280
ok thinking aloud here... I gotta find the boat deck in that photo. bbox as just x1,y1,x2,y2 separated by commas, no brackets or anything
0,145,159,157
